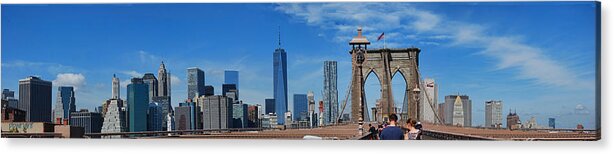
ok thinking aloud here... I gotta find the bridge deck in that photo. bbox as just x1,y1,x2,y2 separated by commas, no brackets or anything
83,123,598,140
175,124,364,140
422,123,599,140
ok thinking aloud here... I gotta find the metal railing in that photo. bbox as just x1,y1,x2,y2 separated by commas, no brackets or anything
84,127,282,138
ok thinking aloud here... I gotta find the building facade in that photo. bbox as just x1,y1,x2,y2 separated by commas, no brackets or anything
485,100,503,128
70,109,103,134
549,118,556,129
19,76,53,122
274,42,288,125
147,102,163,131
2,89,18,109
506,111,521,130
265,98,275,114
174,103,193,130
158,61,171,97
112,74,120,99
2,99,26,122
54,86,76,124
224,70,239,96
323,61,338,125
101,99,126,135
152,96,171,130
187,67,206,100
127,78,149,132
293,94,308,121
222,84,237,100
452,96,464,127
142,73,159,102
2,89,15,100
420,78,438,123
307,91,317,128
444,95,472,127
247,105,260,128
202,95,233,129
204,85,214,96
167,106,175,131
232,103,248,128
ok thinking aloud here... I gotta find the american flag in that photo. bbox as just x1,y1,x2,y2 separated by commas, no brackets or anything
377,32,385,41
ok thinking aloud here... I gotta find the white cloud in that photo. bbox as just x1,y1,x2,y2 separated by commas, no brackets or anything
419,41,441,46
120,79,131,88
2,60,77,75
52,73,86,91
428,35,453,40
276,3,590,89
170,75,181,86
121,70,142,78
574,104,590,115
412,11,440,32
138,50,158,63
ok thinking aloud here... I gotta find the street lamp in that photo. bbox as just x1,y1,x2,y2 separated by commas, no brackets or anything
412,84,421,122
356,48,366,136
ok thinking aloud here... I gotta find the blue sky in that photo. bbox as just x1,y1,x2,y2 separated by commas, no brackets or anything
1,2,598,128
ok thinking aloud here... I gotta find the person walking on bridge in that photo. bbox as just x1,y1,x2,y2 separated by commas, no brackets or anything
405,119,421,140
368,124,378,140
379,114,404,140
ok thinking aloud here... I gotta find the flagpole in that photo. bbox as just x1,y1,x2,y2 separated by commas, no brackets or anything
384,32,387,49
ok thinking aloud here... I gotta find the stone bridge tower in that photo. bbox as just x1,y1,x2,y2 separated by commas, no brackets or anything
349,27,421,123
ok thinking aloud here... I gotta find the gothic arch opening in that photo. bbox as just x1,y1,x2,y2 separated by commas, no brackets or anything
392,70,409,121
364,70,381,122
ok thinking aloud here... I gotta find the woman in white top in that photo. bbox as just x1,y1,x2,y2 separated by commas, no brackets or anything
405,119,420,140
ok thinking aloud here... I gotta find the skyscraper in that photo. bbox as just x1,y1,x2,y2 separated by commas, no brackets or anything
226,90,238,103
175,103,193,130
152,96,171,130
204,85,214,96
2,89,18,109
127,78,149,132
247,105,260,128
147,102,163,131
323,61,338,125
420,78,438,123
307,91,315,114
158,61,171,97
452,96,464,127
265,98,275,114
549,118,556,129
2,89,14,100
167,106,175,131
142,73,159,102
507,110,521,129
232,103,248,128
307,91,317,128
444,95,472,127
187,67,206,100
222,84,237,100
202,95,233,129
101,98,126,136
70,109,103,134
112,74,120,99
293,94,308,121
18,76,52,122
54,86,76,124
485,100,503,128
224,70,239,96
273,29,288,125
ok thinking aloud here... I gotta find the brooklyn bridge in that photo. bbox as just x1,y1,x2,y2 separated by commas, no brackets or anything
4,27,597,141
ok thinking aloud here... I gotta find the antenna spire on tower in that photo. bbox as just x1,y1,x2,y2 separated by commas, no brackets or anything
278,26,281,48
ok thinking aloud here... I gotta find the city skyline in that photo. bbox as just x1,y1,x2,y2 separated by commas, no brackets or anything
1,2,597,129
